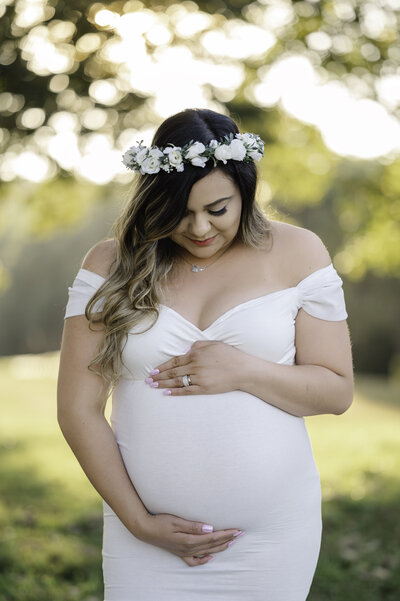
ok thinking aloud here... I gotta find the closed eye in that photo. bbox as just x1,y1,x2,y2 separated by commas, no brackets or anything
208,207,227,216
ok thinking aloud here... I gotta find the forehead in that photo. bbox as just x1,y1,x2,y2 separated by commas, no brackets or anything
187,169,237,208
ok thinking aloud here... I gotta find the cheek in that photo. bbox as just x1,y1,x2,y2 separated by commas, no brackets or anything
219,219,239,239
228,207,242,230
229,200,242,224
170,223,186,238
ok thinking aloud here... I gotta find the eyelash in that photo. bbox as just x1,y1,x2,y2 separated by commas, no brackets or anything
183,206,227,218
208,207,227,216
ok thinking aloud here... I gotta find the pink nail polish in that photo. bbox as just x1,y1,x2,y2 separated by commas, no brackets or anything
233,531,246,538
150,381,159,388
208,556,216,562
183,346,192,354
228,540,237,547
202,524,213,533
145,377,153,384
163,389,171,395
150,369,159,375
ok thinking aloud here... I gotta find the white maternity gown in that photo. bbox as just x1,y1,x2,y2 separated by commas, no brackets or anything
64,262,348,601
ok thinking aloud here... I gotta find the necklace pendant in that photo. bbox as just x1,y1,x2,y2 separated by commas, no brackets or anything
191,264,205,272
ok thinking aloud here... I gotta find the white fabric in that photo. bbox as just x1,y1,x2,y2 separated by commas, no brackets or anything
64,262,348,601
64,264,347,322
65,268,106,317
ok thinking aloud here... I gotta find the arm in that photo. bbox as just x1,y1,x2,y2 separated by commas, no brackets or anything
237,231,354,416
58,241,151,533
149,323,353,418
149,230,354,417
58,242,243,566
57,301,150,536
236,314,354,417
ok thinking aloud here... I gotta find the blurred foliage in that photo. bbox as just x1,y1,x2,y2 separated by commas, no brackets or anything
1,0,400,135
0,197,121,356
0,176,102,238
0,0,399,279
0,0,399,368
331,160,400,278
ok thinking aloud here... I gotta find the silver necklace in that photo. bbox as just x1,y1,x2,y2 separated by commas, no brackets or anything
180,243,234,273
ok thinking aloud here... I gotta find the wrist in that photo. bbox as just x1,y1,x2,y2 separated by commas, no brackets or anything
117,501,152,539
234,351,262,392
133,511,156,542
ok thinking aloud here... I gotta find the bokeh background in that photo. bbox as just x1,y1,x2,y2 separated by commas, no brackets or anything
0,1,399,599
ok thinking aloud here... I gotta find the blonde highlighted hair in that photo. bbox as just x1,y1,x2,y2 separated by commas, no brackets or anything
86,108,272,388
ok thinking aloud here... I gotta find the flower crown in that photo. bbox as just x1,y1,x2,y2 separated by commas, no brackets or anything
122,132,264,175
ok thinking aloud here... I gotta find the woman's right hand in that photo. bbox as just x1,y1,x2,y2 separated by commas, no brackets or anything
135,512,244,567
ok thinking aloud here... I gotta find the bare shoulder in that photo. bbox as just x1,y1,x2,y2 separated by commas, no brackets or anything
268,219,332,282
81,238,118,278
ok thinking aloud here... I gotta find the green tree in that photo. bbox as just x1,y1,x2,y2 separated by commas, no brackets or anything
0,0,399,278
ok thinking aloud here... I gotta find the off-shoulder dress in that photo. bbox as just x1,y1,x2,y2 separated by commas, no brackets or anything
64,262,348,601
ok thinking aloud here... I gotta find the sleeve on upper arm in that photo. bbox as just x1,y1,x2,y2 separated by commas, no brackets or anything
64,268,106,319
297,264,348,321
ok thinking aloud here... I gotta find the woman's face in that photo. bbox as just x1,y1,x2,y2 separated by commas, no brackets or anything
169,168,242,261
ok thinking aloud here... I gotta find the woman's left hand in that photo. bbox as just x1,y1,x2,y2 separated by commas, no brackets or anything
146,341,246,396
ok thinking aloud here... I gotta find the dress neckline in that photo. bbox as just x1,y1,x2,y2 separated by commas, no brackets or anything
160,287,297,333
78,263,334,333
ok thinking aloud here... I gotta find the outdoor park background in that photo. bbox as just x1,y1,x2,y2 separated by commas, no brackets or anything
0,0,399,599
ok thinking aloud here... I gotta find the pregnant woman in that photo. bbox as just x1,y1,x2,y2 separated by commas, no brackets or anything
57,108,354,601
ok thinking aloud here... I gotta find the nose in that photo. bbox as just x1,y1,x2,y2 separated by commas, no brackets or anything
188,214,213,238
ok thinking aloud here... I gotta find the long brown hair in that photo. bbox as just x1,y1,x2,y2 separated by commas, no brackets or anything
86,108,272,387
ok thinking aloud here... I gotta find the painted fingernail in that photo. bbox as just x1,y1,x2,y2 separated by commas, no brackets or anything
228,540,237,547
163,389,171,396
150,369,159,375
233,531,246,538
208,556,216,562
150,381,159,388
202,524,213,533
183,346,192,354
145,377,153,384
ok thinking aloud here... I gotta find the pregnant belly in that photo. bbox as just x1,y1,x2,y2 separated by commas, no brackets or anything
111,381,320,531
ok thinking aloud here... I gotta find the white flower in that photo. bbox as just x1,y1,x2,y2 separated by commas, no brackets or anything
166,148,183,168
135,148,148,166
148,147,164,160
185,142,206,159
236,133,255,147
229,139,246,160
237,133,262,149
127,145,140,156
214,144,232,164
122,131,264,173
191,156,208,167
248,149,263,161
122,149,137,167
140,156,161,174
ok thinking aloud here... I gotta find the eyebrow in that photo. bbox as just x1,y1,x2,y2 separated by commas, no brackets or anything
204,195,233,208
185,195,234,213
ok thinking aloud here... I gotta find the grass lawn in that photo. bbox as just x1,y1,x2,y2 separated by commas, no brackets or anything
0,352,399,600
